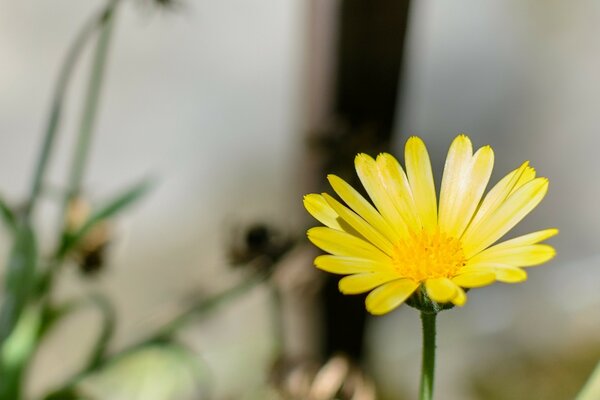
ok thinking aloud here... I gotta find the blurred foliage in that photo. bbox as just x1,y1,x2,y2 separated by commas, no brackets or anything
470,341,600,400
578,360,600,400
75,344,211,400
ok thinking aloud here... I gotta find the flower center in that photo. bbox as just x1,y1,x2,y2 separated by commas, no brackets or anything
392,230,466,282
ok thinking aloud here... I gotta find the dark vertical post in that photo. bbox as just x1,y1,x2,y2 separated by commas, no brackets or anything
320,0,413,360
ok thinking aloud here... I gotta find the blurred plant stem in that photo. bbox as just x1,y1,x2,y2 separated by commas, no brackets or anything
24,1,118,221
577,362,600,400
66,2,117,204
43,270,269,399
0,2,119,399
43,0,119,291
419,311,437,400
269,285,284,359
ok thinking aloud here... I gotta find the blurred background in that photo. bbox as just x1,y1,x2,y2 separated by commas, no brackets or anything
0,0,599,399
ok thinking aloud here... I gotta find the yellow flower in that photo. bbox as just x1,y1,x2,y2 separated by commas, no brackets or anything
303,135,557,315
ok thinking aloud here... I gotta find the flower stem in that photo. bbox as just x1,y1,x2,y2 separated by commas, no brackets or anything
419,311,437,400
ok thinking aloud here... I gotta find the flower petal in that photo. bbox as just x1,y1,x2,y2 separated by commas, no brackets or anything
327,175,399,241
487,228,558,250
375,153,421,233
463,162,531,240
470,244,556,267
461,263,527,283
355,154,409,238
512,165,536,194
493,265,527,283
439,136,494,238
438,135,473,232
323,193,394,256
303,194,346,231
451,286,467,306
307,227,390,262
461,177,549,258
314,255,394,274
452,271,496,288
425,277,457,303
405,137,438,231
338,272,399,294
365,279,418,315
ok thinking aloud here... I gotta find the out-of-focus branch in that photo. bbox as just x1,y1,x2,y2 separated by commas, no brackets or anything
66,2,117,203
42,266,272,400
23,0,118,220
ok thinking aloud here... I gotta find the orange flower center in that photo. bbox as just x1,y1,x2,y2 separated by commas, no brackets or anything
392,230,466,282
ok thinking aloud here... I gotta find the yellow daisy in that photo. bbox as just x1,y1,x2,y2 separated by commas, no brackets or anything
303,135,557,315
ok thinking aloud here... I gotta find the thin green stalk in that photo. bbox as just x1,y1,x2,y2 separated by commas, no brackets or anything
23,1,117,220
151,270,268,340
0,4,120,399
66,4,117,202
40,1,119,297
270,286,284,358
419,311,437,400
43,271,267,399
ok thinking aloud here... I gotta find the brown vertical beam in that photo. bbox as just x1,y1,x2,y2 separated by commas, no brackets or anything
294,0,412,363
319,0,413,360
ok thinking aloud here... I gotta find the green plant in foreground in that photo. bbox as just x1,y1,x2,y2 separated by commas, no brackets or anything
0,2,275,399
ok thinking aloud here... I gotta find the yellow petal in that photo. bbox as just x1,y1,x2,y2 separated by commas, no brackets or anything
461,263,527,283
470,244,556,267
493,265,527,283
425,277,457,303
439,135,473,233
307,227,390,263
451,286,467,306
405,137,438,231
355,154,409,238
327,175,398,241
461,177,549,258
439,139,494,238
375,153,421,233
452,271,496,288
463,162,530,239
315,255,394,275
303,194,345,231
322,193,394,255
338,272,399,294
365,279,418,315
511,165,536,194
488,228,559,250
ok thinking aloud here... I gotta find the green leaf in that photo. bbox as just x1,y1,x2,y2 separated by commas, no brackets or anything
0,224,38,343
0,306,42,399
77,294,116,371
0,196,17,235
577,361,600,400
59,178,153,257
75,343,212,400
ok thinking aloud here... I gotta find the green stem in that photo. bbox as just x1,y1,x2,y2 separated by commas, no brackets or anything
269,286,284,358
150,270,268,340
419,311,437,400
40,1,119,300
66,4,117,202
42,271,268,399
23,1,116,220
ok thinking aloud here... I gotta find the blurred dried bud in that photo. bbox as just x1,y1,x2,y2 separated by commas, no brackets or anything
271,355,376,400
136,0,185,13
66,197,91,232
66,197,112,276
228,222,295,271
